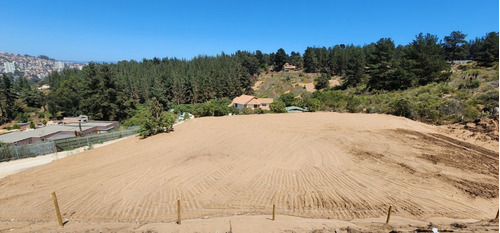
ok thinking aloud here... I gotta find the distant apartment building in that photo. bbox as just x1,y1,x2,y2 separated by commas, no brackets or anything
4,62,15,73
54,61,65,71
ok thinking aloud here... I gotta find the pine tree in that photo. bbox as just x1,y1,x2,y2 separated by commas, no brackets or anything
0,74,16,123
343,46,365,88
443,31,468,62
274,48,288,72
404,33,451,86
476,32,499,66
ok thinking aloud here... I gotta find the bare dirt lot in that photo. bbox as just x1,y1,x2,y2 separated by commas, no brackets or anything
0,113,498,232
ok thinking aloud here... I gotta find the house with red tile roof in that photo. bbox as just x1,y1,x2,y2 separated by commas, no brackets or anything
230,95,274,111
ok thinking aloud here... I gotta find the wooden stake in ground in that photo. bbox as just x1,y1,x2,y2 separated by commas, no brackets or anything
386,205,392,224
51,192,63,227
272,204,276,221
177,199,181,225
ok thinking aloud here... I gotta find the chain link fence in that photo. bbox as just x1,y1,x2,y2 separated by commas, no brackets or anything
53,127,139,151
0,140,56,162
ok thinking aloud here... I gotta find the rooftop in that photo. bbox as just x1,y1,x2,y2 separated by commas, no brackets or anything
0,122,117,143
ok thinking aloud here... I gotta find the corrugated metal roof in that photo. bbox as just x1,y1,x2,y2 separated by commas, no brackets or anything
0,122,116,143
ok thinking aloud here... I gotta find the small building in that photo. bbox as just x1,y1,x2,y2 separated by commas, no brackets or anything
230,95,274,111
283,63,296,71
0,121,119,146
286,106,307,113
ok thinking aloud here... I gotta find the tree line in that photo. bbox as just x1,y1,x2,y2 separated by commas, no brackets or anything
0,31,497,125
302,31,498,91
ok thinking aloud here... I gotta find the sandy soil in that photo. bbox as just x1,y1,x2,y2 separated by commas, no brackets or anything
0,113,498,232
252,80,263,91
298,82,315,92
329,79,340,88
0,137,131,180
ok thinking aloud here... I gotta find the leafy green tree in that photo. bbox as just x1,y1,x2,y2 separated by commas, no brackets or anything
210,98,232,116
278,93,296,106
48,75,82,117
149,97,162,119
305,98,321,112
29,121,35,129
139,98,176,138
270,101,287,113
18,113,29,122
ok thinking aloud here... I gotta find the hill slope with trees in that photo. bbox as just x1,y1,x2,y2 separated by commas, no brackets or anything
0,31,497,130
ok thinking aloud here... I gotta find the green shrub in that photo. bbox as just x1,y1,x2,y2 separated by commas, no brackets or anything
305,98,321,112
12,123,20,129
278,93,296,106
253,108,267,114
240,107,254,115
270,101,287,113
391,98,412,118
18,113,29,122
462,105,480,121
314,74,329,90
138,98,177,138
346,96,362,113
139,111,177,138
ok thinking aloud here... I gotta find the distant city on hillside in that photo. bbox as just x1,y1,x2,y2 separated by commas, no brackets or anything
0,52,85,81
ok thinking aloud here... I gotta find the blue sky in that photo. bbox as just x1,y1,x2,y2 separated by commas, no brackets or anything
1,0,498,62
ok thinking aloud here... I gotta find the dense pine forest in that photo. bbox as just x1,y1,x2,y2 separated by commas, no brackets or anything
0,31,498,127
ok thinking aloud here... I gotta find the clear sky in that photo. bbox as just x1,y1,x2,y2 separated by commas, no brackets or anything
1,0,498,62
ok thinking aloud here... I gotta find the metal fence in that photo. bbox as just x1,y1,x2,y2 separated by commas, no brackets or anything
0,126,140,163
53,127,139,151
0,140,56,162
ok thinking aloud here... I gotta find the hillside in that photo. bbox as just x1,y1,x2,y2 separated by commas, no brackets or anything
0,51,84,80
0,112,497,232
252,63,499,128
252,71,341,98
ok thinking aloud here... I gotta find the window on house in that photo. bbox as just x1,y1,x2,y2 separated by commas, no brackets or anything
254,104,258,108
244,104,247,107
262,104,267,106
234,104,237,107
